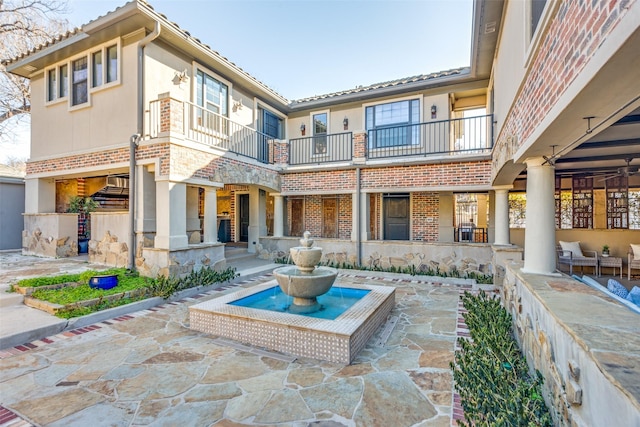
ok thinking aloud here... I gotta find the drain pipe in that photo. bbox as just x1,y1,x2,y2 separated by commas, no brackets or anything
356,166,362,267
128,21,161,271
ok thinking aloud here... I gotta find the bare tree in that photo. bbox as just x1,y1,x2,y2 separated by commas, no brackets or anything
0,0,69,142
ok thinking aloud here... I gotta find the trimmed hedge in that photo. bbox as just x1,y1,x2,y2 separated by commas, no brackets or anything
451,290,552,426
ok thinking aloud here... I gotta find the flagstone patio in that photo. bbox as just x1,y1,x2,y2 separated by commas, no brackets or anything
0,271,476,426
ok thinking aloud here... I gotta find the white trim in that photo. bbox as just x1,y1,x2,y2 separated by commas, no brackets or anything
523,0,556,69
254,97,287,138
310,109,330,136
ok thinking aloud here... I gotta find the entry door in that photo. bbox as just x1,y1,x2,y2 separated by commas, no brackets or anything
383,194,409,240
239,194,249,242
322,198,337,238
290,198,304,237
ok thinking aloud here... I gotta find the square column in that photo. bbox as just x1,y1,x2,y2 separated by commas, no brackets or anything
493,186,512,245
24,178,55,213
523,157,557,275
203,187,218,243
247,187,267,253
438,192,454,242
186,186,201,244
135,165,156,233
273,194,284,237
154,180,188,250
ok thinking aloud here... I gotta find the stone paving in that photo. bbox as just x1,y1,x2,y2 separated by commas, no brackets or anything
0,271,474,427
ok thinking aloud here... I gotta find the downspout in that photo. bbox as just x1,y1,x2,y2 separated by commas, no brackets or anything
129,21,161,271
356,166,361,266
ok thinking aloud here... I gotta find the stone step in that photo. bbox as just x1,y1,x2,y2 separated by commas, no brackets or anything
0,291,23,308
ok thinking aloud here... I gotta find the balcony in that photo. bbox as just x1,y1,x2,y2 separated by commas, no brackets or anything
367,114,493,160
289,132,353,166
149,99,274,164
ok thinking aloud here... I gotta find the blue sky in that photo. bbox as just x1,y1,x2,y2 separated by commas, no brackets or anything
2,0,473,162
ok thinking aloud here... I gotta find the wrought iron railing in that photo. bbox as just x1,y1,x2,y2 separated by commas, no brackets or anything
453,226,488,243
288,132,353,165
149,100,273,164
366,114,493,160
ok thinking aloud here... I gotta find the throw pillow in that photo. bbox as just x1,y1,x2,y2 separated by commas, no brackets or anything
631,244,640,259
626,286,640,305
559,241,584,257
607,279,629,299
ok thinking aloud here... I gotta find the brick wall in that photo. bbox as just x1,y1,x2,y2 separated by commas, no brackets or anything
493,0,636,177
412,192,439,241
338,194,352,240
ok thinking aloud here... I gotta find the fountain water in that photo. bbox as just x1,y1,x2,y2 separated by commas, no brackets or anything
189,233,395,364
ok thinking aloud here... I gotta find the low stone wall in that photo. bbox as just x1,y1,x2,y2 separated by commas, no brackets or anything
258,237,497,277
139,243,225,278
501,264,640,426
22,213,78,258
89,231,128,268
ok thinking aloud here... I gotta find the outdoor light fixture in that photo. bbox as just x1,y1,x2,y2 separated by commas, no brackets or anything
343,117,349,130
431,105,437,119
300,123,306,135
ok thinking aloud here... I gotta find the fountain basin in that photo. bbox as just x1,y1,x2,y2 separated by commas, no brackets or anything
273,265,337,301
289,246,323,273
189,279,395,364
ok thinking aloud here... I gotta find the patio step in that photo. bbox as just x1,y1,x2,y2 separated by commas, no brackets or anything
0,291,24,308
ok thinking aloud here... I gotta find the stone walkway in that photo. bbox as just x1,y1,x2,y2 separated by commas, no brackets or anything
0,271,475,427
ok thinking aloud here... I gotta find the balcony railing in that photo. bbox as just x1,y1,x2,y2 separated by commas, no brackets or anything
149,100,273,164
367,114,493,160
288,132,353,165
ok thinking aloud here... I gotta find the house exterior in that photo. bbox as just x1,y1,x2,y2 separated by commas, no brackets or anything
4,0,639,279
4,0,640,424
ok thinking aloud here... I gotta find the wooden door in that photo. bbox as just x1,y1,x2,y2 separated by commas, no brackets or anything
290,198,304,237
322,198,337,238
239,194,249,242
383,194,409,240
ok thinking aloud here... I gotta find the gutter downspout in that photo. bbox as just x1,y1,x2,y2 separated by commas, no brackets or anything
356,166,361,266
129,21,161,271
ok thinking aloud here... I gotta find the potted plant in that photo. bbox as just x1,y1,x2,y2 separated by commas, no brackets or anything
67,196,99,253
602,245,610,257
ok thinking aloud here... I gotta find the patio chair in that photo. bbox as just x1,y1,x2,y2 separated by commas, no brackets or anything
557,241,598,276
629,244,640,280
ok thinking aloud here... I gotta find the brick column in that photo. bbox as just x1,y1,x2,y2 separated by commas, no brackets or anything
158,94,184,135
273,140,289,165
353,131,367,162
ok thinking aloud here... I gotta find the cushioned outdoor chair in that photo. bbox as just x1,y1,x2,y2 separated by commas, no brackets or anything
629,244,640,280
557,241,598,276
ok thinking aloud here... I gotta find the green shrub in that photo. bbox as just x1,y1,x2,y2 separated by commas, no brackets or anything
451,290,552,426
146,266,238,299
274,258,493,284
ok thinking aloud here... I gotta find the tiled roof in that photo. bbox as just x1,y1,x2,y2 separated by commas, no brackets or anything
289,68,468,106
4,1,469,108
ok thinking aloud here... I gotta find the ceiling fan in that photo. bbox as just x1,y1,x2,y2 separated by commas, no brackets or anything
596,158,639,182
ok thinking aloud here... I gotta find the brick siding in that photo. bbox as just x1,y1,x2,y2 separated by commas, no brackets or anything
412,192,439,241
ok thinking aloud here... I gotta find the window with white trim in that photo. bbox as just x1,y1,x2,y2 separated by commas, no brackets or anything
195,68,229,132
45,39,120,107
366,99,420,148
312,112,328,154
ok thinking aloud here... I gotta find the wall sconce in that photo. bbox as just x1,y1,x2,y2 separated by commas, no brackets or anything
300,123,306,136
431,105,437,119
232,99,243,111
343,117,349,130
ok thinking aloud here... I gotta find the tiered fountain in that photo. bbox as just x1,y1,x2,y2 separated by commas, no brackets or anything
273,231,337,313
189,232,395,364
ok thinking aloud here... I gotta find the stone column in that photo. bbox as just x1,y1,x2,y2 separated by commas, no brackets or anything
203,187,218,243
24,178,55,213
154,180,188,250
493,186,512,245
186,186,201,244
273,194,284,237
522,157,557,275
438,192,455,242
136,166,156,235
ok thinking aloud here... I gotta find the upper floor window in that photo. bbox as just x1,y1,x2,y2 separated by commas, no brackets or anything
530,0,547,40
195,69,229,133
258,107,283,139
366,99,420,148
45,39,120,107
71,57,88,106
312,112,328,154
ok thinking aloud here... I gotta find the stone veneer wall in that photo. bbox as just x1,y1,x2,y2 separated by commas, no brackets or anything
501,264,640,426
139,243,225,278
22,213,78,258
258,237,494,276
